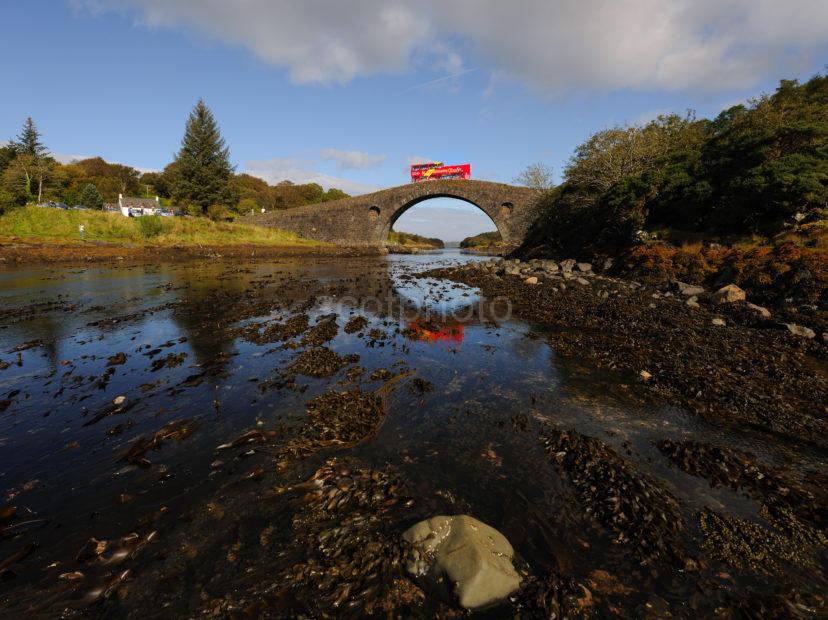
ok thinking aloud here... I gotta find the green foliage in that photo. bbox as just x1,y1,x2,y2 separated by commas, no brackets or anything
137,215,168,238
10,117,48,157
228,174,350,214
207,204,234,221
386,230,444,248
169,100,237,213
460,231,502,248
526,73,828,256
0,188,17,215
79,183,104,209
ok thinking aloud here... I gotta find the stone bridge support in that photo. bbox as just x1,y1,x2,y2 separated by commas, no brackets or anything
243,179,544,252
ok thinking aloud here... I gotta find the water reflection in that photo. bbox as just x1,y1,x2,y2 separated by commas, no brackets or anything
0,250,824,616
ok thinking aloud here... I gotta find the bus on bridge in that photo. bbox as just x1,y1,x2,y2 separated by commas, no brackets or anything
410,161,471,182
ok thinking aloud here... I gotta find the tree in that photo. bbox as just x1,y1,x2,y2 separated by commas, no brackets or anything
11,117,47,157
169,100,237,213
3,153,55,205
513,162,555,189
79,183,104,210
9,117,50,203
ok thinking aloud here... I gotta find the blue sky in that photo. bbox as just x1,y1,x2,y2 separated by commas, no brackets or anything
2,1,827,239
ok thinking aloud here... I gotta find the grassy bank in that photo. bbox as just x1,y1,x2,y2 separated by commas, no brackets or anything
0,206,318,246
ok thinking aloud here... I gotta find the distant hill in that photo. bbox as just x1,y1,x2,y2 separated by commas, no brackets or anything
386,230,444,250
460,231,502,251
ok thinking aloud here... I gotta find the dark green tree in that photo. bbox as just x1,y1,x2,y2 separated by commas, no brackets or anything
79,183,104,210
8,117,51,203
11,117,48,157
169,100,237,213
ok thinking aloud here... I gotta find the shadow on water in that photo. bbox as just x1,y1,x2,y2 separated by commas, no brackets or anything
0,249,824,616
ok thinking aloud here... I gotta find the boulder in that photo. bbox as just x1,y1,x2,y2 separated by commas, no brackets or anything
711,318,726,326
560,259,576,273
576,262,592,272
785,323,815,339
575,277,590,286
745,303,771,319
686,296,699,308
711,284,745,305
403,515,521,610
524,276,539,285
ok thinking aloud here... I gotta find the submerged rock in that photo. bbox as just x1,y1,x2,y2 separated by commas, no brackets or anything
403,515,521,610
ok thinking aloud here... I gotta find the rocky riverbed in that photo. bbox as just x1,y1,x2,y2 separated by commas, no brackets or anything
0,251,825,617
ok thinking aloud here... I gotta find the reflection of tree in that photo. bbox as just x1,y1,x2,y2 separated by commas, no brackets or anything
164,264,247,367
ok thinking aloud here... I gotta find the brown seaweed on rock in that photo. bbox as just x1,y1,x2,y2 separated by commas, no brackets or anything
658,439,827,529
289,346,356,377
266,460,415,617
275,388,385,469
541,427,690,567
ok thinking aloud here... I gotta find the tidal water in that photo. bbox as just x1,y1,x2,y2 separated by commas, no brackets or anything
0,250,824,615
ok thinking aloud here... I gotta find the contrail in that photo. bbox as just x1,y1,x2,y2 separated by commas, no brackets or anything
402,68,479,93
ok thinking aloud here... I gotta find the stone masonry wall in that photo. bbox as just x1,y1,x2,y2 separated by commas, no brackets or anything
243,179,544,252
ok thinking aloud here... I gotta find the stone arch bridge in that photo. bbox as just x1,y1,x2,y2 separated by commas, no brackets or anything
244,179,544,252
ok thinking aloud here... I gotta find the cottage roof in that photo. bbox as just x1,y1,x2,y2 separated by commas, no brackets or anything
120,196,159,209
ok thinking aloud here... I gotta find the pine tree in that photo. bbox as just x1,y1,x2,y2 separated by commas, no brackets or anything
170,100,237,213
9,117,51,203
80,183,104,210
12,117,48,157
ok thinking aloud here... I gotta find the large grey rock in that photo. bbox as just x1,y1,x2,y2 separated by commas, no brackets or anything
576,262,593,272
711,284,746,304
524,276,539,285
560,259,576,273
403,515,521,610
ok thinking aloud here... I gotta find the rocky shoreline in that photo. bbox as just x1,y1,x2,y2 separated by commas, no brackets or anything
424,257,827,448
0,239,381,266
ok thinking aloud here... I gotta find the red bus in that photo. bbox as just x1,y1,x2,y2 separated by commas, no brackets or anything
410,162,471,182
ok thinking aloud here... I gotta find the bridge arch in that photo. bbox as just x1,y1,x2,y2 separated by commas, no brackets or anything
245,179,544,253
378,192,505,246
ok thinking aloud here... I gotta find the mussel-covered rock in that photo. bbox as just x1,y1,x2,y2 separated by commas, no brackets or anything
541,428,688,566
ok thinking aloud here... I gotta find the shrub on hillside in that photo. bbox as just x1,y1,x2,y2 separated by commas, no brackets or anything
138,215,167,238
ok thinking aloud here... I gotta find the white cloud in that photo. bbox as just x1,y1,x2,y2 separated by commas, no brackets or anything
320,148,386,170
244,157,379,195
74,0,828,93
52,152,92,164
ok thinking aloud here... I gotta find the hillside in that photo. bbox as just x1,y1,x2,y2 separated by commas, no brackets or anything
519,73,828,308
386,230,444,251
460,231,502,252
0,205,317,247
